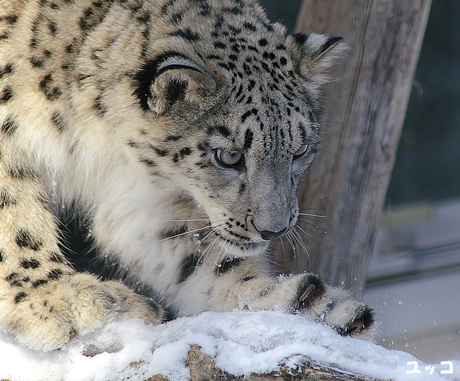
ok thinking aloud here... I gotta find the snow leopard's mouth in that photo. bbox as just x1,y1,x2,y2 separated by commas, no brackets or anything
214,232,268,255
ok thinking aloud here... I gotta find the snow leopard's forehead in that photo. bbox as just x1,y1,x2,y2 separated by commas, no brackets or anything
155,0,319,159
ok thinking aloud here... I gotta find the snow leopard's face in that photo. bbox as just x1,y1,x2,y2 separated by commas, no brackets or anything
127,9,344,256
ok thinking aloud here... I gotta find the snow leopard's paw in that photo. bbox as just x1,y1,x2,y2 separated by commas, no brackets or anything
0,273,163,351
291,274,375,340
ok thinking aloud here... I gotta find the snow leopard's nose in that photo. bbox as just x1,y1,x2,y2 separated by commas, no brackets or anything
257,228,287,241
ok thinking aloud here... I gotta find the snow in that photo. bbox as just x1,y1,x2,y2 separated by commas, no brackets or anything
0,310,459,381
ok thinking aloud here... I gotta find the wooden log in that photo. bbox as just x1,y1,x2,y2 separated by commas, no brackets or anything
146,345,387,381
281,0,432,298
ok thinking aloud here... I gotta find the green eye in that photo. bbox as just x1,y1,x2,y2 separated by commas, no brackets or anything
293,144,309,159
215,149,244,168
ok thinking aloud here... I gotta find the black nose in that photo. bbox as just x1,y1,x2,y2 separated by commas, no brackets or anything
259,228,287,241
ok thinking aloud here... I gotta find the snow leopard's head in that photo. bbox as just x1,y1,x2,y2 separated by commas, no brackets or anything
129,5,345,256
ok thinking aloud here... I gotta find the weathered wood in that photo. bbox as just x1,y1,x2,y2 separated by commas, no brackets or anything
146,345,387,381
283,0,432,298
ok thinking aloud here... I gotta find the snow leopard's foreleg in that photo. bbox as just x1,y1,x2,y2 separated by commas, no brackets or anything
0,143,163,351
172,254,375,340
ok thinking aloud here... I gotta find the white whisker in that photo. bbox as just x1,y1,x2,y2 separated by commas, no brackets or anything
157,218,212,222
297,212,326,218
292,227,311,270
295,222,326,240
155,225,212,243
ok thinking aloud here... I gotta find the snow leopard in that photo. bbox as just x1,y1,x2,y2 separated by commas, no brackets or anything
0,0,375,351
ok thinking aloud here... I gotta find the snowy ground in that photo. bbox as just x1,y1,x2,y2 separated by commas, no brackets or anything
0,311,459,381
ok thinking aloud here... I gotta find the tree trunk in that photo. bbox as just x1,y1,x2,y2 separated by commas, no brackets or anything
282,0,431,298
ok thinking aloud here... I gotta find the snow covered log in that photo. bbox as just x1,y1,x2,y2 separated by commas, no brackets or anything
1,311,458,381
144,344,386,381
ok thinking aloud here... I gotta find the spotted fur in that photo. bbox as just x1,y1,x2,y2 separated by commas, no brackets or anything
0,0,375,351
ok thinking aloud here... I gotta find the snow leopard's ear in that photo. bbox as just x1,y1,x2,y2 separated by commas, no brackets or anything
286,33,347,93
134,53,216,115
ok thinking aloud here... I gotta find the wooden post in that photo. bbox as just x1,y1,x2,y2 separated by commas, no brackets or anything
286,0,432,298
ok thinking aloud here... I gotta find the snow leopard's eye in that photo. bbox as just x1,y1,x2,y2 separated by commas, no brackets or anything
293,144,310,160
214,149,244,168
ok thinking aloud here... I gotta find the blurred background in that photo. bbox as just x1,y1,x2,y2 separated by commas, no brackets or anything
259,0,460,363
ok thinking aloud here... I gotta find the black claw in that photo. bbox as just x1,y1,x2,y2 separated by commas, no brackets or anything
292,274,326,312
337,305,375,337
299,283,315,302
